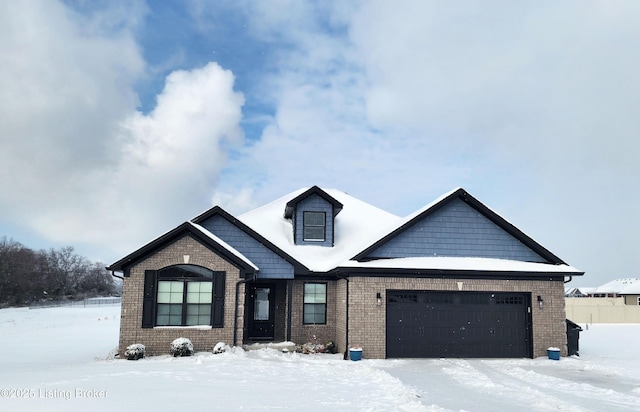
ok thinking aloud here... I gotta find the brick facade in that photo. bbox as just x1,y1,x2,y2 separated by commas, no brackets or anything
289,279,337,346
118,235,244,357
344,276,566,359
120,238,567,359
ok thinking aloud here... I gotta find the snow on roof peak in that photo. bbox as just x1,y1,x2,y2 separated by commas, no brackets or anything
225,186,579,274
238,187,401,272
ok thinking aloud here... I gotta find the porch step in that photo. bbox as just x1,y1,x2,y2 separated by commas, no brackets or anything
243,341,297,353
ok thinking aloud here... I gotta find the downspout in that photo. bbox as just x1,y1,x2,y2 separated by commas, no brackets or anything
564,276,572,284
337,273,350,360
234,273,256,347
286,279,293,341
110,270,124,280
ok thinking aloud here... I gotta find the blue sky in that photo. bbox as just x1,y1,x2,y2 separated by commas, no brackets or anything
1,1,640,286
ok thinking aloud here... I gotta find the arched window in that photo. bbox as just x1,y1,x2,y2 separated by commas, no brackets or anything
142,265,225,328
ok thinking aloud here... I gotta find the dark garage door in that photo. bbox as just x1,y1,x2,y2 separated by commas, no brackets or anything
386,291,532,358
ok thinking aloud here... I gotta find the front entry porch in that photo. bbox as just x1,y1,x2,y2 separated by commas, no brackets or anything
244,280,290,343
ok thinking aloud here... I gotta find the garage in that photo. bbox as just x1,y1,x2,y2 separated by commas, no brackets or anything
386,291,532,358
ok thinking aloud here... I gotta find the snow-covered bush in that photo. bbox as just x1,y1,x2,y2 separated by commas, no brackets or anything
213,342,227,354
298,342,326,354
125,343,145,360
170,337,194,357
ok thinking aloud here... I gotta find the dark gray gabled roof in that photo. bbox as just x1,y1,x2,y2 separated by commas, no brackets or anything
283,185,343,219
106,221,258,277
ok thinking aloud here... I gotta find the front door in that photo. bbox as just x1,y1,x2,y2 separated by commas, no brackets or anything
247,284,275,340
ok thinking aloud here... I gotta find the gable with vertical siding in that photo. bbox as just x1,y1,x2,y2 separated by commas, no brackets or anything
364,198,549,262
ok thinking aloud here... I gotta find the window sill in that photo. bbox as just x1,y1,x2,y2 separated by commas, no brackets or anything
153,325,213,330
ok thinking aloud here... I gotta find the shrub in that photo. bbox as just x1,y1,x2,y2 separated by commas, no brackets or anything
213,341,226,354
170,337,194,357
326,341,337,354
125,343,145,360
298,342,326,354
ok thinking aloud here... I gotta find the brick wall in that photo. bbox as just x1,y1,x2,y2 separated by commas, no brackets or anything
289,279,338,348
335,279,347,355
118,235,244,356
119,236,566,360
346,276,566,359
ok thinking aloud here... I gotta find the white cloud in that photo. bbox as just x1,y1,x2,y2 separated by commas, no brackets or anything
30,62,245,258
213,1,640,283
0,1,143,180
0,2,244,260
3,1,639,284
0,1,144,247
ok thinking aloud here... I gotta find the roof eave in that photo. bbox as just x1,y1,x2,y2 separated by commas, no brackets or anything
106,222,259,276
334,266,584,280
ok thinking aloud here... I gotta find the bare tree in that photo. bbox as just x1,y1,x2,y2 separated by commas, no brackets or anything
0,237,39,306
0,238,116,306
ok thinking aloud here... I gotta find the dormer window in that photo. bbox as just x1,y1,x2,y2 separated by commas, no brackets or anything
303,211,326,241
284,186,343,246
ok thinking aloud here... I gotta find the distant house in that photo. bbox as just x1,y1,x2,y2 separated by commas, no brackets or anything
568,278,640,304
565,287,589,297
108,186,583,359
620,283,640,305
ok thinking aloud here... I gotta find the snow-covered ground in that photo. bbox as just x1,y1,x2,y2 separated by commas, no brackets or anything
0,306,639,411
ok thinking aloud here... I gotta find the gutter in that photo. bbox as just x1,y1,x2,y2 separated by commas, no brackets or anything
234,274,256,347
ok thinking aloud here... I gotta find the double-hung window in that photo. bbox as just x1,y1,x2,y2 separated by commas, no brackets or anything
303,283,327,324
303,211,326,241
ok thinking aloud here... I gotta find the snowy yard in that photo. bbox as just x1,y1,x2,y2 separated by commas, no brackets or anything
0,306,639,411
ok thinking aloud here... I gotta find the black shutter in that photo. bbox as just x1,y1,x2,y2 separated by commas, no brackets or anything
211,271,226,327
142,270,157,328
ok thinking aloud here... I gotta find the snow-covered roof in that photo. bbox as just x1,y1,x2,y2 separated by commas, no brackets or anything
188,222,259,271
107,221,260,274
110,185,582,276
236,186,581,275
595,278,640,294
239,188,402,272
571,279,640,295
621,284,640,294
340,257,581,273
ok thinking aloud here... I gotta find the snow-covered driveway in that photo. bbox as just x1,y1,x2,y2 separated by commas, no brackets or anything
382,356,640,411
0,305,639,411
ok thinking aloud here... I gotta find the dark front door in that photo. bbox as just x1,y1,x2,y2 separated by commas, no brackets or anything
386,291,532,358
247,284,275,340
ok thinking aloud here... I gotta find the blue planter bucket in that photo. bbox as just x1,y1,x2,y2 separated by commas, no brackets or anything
547,347,561,360
349,348,363,361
